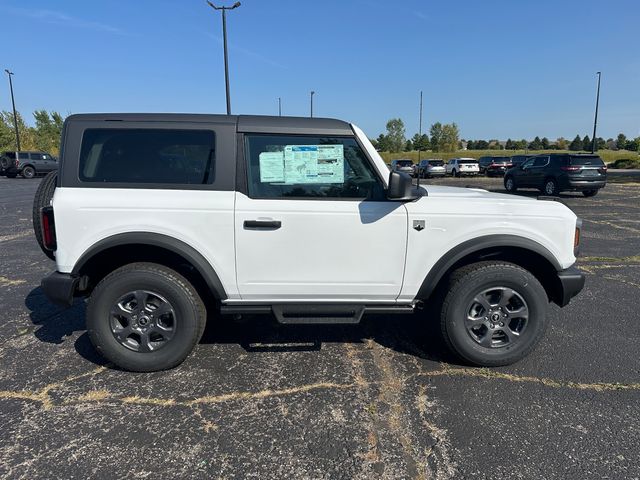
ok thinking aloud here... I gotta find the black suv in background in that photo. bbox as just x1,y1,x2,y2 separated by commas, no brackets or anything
0,151,58,178
509,154,534,167
504,153,607,197
478,156,512,176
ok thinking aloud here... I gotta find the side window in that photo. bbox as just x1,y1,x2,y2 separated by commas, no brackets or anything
30,153,45,160
18,152,28,160
533,156,549,167
522,159,535,168
245,134,385,200
79,129,216,184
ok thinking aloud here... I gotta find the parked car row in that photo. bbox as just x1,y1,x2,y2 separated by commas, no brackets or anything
387,152,607,197
0,151,58,179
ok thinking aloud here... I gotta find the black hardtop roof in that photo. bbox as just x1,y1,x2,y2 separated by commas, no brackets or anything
64,113,354,135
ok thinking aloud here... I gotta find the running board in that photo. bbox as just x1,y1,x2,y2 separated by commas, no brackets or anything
220,304,415,324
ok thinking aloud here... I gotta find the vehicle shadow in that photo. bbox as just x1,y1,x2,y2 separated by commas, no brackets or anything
26,285,455,367
25,286,108,366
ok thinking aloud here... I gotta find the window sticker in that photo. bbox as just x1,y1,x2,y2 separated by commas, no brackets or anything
259,151,285,182
281,145,344,184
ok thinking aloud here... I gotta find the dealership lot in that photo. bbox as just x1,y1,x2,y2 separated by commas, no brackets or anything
0,175,638,479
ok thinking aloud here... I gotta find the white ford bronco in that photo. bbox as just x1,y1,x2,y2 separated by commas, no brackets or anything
37,114,584,372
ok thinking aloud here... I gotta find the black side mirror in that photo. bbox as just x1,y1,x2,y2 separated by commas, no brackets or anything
388,171,419,201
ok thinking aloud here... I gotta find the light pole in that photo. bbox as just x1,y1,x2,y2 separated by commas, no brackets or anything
206,1,241,115
278,97,281,116
310,90,315,118
418,90,423,162
4,69,20,152
591,71,601,153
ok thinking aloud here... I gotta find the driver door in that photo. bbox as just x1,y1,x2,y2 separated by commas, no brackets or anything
234,133,408,302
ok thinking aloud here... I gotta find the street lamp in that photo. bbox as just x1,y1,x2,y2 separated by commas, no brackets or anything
278,97,281,116
591,71,601,153
310,90,315,118
4,69,20,152
206,1,241,115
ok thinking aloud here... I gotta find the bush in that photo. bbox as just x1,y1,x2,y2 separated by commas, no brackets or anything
609,158,640,169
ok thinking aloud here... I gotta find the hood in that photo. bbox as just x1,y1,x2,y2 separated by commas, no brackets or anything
419,184,538,202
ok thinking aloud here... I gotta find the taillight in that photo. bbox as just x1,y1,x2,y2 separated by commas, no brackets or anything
561,166,581,172
15,159,20,167
506,163,513,167
40,206,57,250
599,165,608,173
574,218,582,255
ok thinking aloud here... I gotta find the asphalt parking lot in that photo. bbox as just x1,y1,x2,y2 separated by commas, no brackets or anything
1,174,639,479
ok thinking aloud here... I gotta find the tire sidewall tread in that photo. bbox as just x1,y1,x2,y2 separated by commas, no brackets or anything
86,262,206,372
440,261,548,367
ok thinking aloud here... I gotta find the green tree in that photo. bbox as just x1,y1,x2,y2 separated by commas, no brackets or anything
375,133,389,151
404,139,413,152
440,123,460,152
596,137,606,150
529,136,543,150
582,135,591,151
475,140,489,150
555,137,568,150
429,122,443,152
541,137,550,149
0,111,37,151
616,133,627,150
385,118,406,153
626,137,640,152
411,133,430,151
33,110,65,155
569,135,583,151
466,139,476,149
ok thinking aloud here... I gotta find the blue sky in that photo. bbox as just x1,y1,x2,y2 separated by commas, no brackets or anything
1,0,639,140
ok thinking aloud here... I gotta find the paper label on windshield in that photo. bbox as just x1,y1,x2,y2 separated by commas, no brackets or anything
282,145,344,184
259,152,285,182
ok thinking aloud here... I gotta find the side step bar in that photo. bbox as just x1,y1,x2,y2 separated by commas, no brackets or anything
220,304,415,325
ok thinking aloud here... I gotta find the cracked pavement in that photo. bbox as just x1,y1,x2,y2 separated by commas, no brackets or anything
1,175,639,479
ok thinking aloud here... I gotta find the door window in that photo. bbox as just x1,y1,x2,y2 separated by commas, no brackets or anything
244,135,385,200
533,156,549,167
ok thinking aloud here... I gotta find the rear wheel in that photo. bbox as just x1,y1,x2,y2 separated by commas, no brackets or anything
87,262,206,372
504,176,517,192
32,171,58,260
583,189,598,197
22,166,36,179
542,177,558,196
439,261,548,367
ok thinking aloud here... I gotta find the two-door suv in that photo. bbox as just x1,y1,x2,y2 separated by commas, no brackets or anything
38,114,584,372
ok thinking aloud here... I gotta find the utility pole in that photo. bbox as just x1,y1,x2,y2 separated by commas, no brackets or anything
206,1,241,115
416,91,423,189
591,71,601,153
278,97,281,116
4,69,20,152
310,90,315,118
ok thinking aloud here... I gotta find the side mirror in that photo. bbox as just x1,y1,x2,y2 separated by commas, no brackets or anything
387,171,419,201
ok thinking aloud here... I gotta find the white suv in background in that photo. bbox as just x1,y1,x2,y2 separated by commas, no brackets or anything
446,158,480,177
35,114,584,372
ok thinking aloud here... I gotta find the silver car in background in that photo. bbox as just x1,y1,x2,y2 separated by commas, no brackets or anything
416,159,446,178
390,159,415,175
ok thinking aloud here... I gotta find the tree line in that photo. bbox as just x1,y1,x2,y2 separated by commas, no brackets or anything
1,111,66,156
370,117,640,153
370,118,461,153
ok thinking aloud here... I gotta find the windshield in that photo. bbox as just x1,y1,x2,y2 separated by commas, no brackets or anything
492,158,510,164
459,159,477,164
570,155,604,166
429,160,444,166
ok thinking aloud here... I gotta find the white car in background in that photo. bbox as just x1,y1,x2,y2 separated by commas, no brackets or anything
446,158,480,177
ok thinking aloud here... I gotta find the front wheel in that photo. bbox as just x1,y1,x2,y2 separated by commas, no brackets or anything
440,261,548,367
504,176,517,192
583,189,598,197
87,263,206,372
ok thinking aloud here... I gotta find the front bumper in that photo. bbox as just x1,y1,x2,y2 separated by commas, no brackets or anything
41,271,80,307
555,266,585,307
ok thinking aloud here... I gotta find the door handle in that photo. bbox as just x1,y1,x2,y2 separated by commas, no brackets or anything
244,220,282,230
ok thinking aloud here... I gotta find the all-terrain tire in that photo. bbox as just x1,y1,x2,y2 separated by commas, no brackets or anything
440,261,548,367
22,165,36,178
86,262,206,372
32,171,58,260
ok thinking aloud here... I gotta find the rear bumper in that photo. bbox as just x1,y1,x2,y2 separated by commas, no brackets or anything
555,266,585,307
564,179,606,190
41,271,80,307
